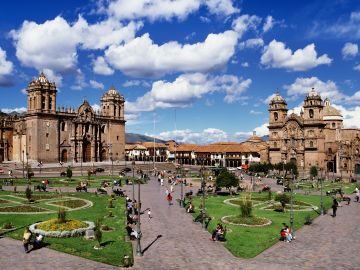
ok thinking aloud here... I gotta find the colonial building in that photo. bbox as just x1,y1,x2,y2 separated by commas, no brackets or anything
268,89,360,177
0,72,125,163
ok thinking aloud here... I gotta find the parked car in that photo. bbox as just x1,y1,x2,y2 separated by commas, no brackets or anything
96,167,105,172
276,177,284,185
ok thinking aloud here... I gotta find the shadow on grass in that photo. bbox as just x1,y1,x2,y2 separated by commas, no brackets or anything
141,234,162,254
101,240,115,247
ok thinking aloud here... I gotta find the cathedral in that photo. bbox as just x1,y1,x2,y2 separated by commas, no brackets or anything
268,89,360,178
0,72,125,163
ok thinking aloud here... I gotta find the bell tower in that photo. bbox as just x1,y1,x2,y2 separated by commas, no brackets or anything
101,86,125,119
303,88,323,121
27,72,57,114
268,93,288,125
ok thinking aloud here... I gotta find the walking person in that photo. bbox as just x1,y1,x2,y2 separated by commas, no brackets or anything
332,198,339,217
148,209,152,219
23,227,32,253
167,193,173,205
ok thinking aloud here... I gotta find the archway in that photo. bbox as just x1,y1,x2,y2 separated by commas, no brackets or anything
83,140,91,162
355,164,360,175
101,149,107,161
61,149,68,163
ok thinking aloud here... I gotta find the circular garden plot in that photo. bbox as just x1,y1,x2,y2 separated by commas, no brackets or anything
0,194,92,214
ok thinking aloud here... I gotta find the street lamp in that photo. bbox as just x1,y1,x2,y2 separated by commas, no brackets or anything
22,150,25,178
319,167,324,215
200,159,206,229
132,160,135,216
289,169,295,238
26,152,29,182
136,177,142,256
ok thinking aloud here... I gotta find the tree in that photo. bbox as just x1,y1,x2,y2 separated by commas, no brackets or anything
25,186,32,202
66,166,73,180
284,161,298,177
94,218,103,248
310,166,318,179
216,168,239,190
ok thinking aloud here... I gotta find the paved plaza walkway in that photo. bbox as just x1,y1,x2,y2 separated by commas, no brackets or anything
1,176,360,269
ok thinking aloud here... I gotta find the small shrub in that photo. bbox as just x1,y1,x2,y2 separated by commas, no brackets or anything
57,207,67,224
304,214,313,225
94,218,103,247
108,199,114,208
267,191,272,201
13,186,17,193
25,186,32,201
239,196,253,218
66,166,73,180
101,224,112,231
274,193,290,204
2,222,14,229
108,211,114,217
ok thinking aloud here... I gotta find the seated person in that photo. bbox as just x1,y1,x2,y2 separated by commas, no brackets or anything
125,223,139,239
211,223,224,241
33,233,44,249
186,202,194,213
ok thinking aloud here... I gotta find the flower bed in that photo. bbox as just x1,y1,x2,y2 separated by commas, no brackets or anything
30,220,95,238
0,205,48,212
222,215,271,227
0,199,11,203
50,199,88,208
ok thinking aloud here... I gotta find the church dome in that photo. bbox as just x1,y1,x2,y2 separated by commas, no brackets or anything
323,98,342,117
106,86,121,97
270,93,286,104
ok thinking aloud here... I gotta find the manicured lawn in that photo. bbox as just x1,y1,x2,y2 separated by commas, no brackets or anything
0,191,133,267
296,181,359,194
191,192,332,258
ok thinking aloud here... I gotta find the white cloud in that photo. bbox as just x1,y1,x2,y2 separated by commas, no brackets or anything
284,77,346,102
354,64,360,71
253,123,269,136
92,56,114,75
241,62,249,67
70,69,87,90
0,47,13,76
263,93,277,104
10,16,138,74
126,73,251,113
123,80,151,88
239,38,264,50
89,80,104,90
232,15,261,38
106,0,238,21
1,107,27,114
261,39,332,71
263,15,274,33
91,103,101,113
105,31,238,77
333,104,360,129
342,42,358,59
250,110,263,115
43,68,63,87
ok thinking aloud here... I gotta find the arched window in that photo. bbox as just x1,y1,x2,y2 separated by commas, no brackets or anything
61,122,65,131
274,142,277,148
274,112,278,121
309,109,314,118
332,122,336,128
310,141,314,148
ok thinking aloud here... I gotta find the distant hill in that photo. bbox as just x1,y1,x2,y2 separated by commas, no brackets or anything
261,135,269,141
126,133,167,143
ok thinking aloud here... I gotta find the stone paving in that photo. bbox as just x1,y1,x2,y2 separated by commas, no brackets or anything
0,172,360,269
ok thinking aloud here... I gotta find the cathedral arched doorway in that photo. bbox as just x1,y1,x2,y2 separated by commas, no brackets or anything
101,149,107,161
83,140,91,162
290,158,297,164
61,149,68,163
355,164,360,175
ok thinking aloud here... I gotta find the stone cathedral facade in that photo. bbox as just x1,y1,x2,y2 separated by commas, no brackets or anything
268,89,360,178
0,72,125,163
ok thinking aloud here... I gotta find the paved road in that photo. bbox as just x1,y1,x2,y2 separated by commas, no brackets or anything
1,174,360,269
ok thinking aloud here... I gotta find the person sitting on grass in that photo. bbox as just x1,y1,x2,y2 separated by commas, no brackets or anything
210,223,224,241
186,201,194,213
33,233,44,249
125,223,139,240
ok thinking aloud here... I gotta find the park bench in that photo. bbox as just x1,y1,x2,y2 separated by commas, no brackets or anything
113,188,125,197
76,185,88,192
34,184,47,192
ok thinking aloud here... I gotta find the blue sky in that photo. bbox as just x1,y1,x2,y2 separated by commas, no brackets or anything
1,0,360,144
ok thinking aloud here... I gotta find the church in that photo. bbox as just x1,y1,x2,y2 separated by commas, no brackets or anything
0,72,125,163
268,89,360,178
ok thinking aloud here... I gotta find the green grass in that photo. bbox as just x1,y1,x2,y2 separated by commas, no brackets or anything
0,191,133,267
296,181,359,194
191,192,332,258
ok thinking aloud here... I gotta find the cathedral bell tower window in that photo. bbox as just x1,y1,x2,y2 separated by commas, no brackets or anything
274,112,278,121
309,109,314,118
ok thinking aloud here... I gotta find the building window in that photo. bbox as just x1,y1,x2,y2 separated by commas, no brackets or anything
61,122,65,131
117,136,119,141
309,109,314,118
332,122,335,128
328,148,332,154
42,96,45,110
49,97,52,110
310,141,314,148
274,142,277,148
274,112,278,121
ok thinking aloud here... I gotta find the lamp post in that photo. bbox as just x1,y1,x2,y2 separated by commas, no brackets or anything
200,159,206,229
26,152,29,182
132,160,135,216
319,167,324,215
136,178,142,256
289,169,295,238
22,150,25,178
